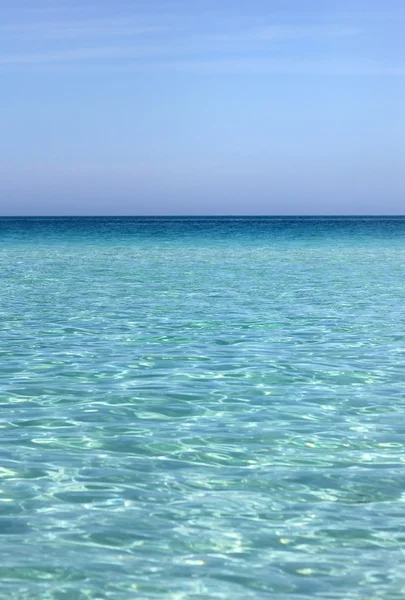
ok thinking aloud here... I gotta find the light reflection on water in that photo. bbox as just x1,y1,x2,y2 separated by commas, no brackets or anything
1,217,405,599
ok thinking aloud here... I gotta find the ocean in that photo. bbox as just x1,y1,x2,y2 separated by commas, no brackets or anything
1,216,405,599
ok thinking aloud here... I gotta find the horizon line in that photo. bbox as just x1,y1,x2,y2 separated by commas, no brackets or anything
1,214,405,219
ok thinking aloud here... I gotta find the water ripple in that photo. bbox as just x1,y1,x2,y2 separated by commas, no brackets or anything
1,218,405,599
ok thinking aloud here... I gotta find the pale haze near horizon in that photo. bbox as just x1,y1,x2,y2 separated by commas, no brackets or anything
1,0,404,216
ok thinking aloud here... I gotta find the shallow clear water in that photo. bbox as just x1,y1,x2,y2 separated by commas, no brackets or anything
1,217,405,600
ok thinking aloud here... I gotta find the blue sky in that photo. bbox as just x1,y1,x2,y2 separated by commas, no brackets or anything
1,0,404,215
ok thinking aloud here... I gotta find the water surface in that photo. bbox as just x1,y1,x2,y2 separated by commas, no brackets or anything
1,217,405,599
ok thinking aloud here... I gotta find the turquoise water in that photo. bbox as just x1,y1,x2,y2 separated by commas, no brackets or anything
1,217,405,600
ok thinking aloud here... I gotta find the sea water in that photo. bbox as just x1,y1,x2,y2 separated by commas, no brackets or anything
1,217,405,599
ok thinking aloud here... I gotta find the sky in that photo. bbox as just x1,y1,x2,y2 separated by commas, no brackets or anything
1,0,404,215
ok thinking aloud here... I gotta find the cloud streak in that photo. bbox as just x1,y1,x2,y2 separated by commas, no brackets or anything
0,6,402,76
209,25,360,42
0,17,359,42
161,56,405,76
0,18,168,40
0,45,167,65
1,48,403,77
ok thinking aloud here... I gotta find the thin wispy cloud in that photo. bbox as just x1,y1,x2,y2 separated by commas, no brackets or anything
0,46,167,65
159,56,405,77
0,4,402,76
1,50,403,78
0,17,359,42
209,25,360,42
0,18,168,40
